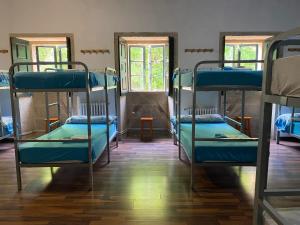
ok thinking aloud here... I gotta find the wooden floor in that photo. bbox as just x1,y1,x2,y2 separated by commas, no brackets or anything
0,138,299,225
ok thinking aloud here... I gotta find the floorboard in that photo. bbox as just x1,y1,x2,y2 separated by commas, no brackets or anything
0,138,299,225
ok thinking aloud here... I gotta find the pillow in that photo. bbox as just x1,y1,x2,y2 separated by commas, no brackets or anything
180,114,224,123
65,115,117,124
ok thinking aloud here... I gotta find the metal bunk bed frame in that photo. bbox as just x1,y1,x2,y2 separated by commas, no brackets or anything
0,71,12,140
9,61,119,191
173,59,264,190
253,28,300,225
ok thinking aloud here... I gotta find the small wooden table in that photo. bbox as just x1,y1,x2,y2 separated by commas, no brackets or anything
140,117,153,141
44,117,59,133
235,116,252,137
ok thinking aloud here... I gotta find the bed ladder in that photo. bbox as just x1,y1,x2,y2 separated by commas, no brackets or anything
45,92,61,133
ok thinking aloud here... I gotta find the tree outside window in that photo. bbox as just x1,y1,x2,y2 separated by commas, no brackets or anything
129,45,167,92
224,44,258,70
36,45,68,72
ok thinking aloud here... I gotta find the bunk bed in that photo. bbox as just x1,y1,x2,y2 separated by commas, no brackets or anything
275,106,300,144
0,71,13,140
173,61,264,190
254,28,300,225
9,62,119,191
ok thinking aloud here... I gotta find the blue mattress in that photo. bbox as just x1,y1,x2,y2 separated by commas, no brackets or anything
292,122,300,136
0,72,9,88
173,69,262,88
275,113,300,135
19,123,117,164
0,116,13,137
13,71,118,89
180,122,257,163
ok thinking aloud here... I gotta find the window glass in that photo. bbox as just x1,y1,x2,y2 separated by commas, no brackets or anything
37,46,56,72
130,47,144,61
240,45,258,70
129,45,166,92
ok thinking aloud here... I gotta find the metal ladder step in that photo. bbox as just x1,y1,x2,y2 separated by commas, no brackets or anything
48,102,59,107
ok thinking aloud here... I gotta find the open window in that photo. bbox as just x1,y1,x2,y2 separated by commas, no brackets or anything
222,35,274,70
117,36,173,93
128,44,167,92
10,35,73,72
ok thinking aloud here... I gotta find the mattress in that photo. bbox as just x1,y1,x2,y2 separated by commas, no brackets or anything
180,122,257,163
19,123,117,164
13,71,118,89
271,55,300,97
0,116,13,137
275,113,300,133
173,69,263,88
0,72,9,88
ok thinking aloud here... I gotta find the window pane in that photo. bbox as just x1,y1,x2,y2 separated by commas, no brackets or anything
224,45,234,67
151,63,163,77
151,47,163,62
59,47,68,61
130,62,143,76
58,46,68,69
152,75,164,90
130,47,144,61
131,76,143,90
145,47,150,91
37,47,56,71
38,47,55,62
240,45,258,70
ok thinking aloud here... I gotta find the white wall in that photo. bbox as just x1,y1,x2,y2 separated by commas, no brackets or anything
1,0,300,70
1,0,300,133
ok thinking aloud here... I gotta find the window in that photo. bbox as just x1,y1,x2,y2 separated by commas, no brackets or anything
129,45,167,92
130,46,145,91
224,44,258,70
36,45,68,72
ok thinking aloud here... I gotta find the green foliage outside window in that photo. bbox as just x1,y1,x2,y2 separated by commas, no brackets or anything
37,45,68,71
129,45,166,92
224,44,258,70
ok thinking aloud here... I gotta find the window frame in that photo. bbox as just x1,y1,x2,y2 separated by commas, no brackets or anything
224,43,259,70
128,45,146,91
128,44,166,92
238,44,259,70
36,46,57,72
149,45,165,91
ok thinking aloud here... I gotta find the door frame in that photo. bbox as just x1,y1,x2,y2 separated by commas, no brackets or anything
9,33,75,66
114,32,178,96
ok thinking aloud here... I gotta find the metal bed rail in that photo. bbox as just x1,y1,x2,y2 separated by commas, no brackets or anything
192,60,263,189
8,61,119,191
253,27,300,225
173,60,263,191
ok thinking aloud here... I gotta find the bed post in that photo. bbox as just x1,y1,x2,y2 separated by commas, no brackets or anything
241,90,246,133
8,66,22,191
178,68,182,160
173,79,177,146
253,40,278,225
290,107,295,135
191,65,198,190
104,68,110,164
223,91,227,117
84,64,93,191
276,105,281,144
114,76,119,148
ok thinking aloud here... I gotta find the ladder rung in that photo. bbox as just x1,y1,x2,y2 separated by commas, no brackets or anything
48,102,59,107
49,120,60,127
